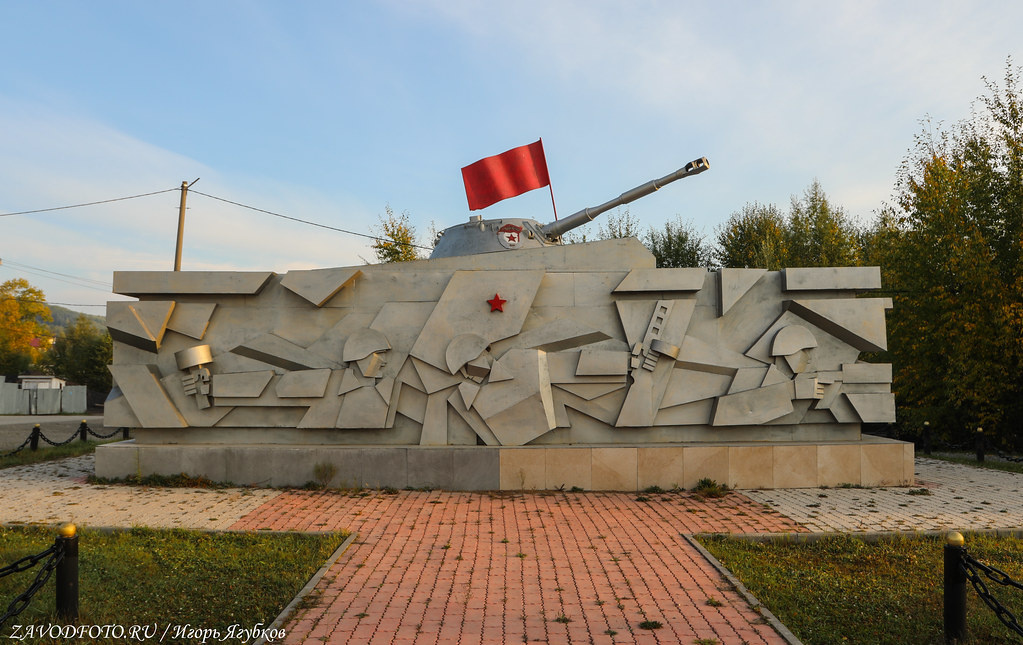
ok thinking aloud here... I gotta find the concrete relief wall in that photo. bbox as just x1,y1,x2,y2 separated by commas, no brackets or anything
105,238,894,446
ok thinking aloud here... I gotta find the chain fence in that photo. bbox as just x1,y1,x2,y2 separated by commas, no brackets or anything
0,541,64,629
2,423,130,458
960,550,1023,638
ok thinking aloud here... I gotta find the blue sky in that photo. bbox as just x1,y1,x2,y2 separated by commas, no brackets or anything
2,1,1022,313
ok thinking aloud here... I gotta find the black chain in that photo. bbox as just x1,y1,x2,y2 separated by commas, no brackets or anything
0,543,63,629
961,552,1023,638
992,447,1023,463
37,429,79,447
0,544,57,579
86,425,124,439
0,435,33,458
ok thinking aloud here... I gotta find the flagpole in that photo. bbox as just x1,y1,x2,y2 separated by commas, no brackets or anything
540,138,558,220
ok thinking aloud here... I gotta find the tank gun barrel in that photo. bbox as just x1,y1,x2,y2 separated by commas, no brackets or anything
540,157,709,241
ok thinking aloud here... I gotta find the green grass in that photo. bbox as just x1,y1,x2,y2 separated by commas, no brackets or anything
0,526,346,644
698,533,1023,644
0,440,107,470
927,453,1023,475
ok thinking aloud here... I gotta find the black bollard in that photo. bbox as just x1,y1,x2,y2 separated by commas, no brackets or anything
121,427,130,440
944,532,967,643
30,424,40,451
78,421,88,443
975,427,984,463
56,523,79,622
923,421,931,456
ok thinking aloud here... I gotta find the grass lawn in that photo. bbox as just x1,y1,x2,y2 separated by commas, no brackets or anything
0,526,346,644
0,440,106,470
926,453,1023,475
698,533,1023,644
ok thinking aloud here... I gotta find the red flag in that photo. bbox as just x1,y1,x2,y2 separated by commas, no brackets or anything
461,139,550,211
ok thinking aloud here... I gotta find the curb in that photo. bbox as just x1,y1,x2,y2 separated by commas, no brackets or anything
683,533,804,645
253,531,359,645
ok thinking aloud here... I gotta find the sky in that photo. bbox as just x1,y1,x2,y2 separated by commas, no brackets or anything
2,1,1022,314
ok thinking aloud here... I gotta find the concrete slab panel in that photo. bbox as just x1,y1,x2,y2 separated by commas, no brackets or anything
862,443,906,486
576,349,630,376
773,446,818,488
275,369,332,398
818,444,861,486
613,268,706,293
729,446,774,489
846,393,896,423
677,335,766,375
683,446,732,493
103,391,141,428
545,448,592,490
660,369,731,407
591,447,637,490
410,270,544,370
785,298,890,352
161,373,233,427
452,449,499,490
232,333,340,371
408,449,454,489
108,364,187,428
107,301,175,352
337,387,390,429
420,393,448,446
728,367,770,394
447,391,500,446
500,448,546,490
211,371,274,398
359,448,407,488
784,266,881,291
113,271,274,296
637,446,685,491
720,268,767,316
711,383,794,426
280,267,362,306
166,303,217,340
842,362,893,384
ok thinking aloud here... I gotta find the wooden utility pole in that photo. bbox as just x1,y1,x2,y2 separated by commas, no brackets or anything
174,179,198,271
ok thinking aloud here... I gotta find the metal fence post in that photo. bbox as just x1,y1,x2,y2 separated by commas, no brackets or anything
55,523,78,622
944,531,967,643
121,427,130,440
923,421,931,455
30,424,40,451
78,421,88,443
975,427,985,463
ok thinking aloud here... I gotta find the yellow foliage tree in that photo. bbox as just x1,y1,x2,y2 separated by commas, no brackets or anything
371,206,422,263
0,278,52,375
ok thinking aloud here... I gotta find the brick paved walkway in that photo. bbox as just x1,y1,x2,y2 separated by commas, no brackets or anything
231,490,801,644
5,455,1022,644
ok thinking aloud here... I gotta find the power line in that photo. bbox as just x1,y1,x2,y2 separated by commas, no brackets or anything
0,264,111,293
0,259,111,288
189,189,433,251
0,188,179,217
2,297,108,308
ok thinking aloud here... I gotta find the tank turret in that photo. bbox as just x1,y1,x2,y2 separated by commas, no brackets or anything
430,157,709,259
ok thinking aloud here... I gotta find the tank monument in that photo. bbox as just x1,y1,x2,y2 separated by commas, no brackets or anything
97,150,911,490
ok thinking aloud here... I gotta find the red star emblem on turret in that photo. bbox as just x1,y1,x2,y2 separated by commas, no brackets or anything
487,294,506,312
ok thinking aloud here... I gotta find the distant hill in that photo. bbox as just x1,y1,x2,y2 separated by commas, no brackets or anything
41,305,106,336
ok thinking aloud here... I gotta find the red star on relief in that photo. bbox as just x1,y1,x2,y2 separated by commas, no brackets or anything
487,293,507,312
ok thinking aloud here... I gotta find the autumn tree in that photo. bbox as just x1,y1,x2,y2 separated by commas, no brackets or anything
786,179,860,267
44,315,113,394
371,205,422,263
714,202,788,269
880,61,1023,449
0,279,52,376
597,208,642,240
646,216,712,268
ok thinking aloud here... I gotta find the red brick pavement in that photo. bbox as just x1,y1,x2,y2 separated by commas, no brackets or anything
231,490,803,644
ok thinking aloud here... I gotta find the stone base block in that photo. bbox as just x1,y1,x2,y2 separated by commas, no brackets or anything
95,435,913,491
